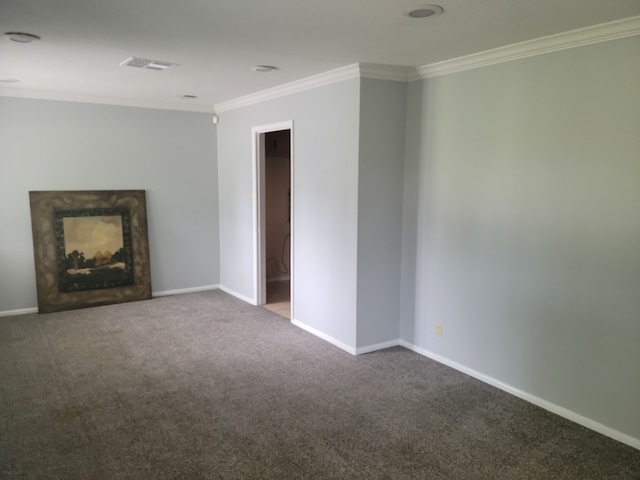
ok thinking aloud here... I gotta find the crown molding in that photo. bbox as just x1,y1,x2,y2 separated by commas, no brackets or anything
417,15,640,79
0,88,216,113
214,63,418,113
359,63,414,82
215,64,361,113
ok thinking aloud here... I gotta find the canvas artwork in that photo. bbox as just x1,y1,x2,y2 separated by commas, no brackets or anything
55,208,134,292
29,190,152,313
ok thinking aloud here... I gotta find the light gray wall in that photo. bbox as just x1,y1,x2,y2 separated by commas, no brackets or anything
217,80,361,348
399,80,425,342
356,78,407,348
0,97,219,313
405,36,640,440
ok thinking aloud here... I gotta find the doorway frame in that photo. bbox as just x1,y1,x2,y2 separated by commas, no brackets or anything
251,121,294,313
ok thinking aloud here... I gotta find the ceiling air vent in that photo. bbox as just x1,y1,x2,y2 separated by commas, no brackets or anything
120,57,178,71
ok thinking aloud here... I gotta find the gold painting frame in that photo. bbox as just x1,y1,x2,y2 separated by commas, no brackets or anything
29,190,152,313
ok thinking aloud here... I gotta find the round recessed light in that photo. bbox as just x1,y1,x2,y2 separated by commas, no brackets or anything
405,5,444,18
252,65,278,73
0,78,20,83
179,94,197,99
3,32,41,43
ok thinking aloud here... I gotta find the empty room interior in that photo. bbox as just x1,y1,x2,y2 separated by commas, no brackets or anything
1,0,640,477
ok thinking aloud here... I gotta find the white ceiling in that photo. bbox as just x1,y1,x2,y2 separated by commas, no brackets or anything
1,0,639,112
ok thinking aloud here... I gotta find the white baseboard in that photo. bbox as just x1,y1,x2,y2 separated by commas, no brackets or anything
0,285,222,317
289,323,401,356
398,340,640,451
291,318,356,355
0,307,39,317
218,285,257,305
355,339,401,355
153,284,219,297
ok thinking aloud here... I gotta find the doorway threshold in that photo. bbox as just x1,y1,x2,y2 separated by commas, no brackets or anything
263,280,290,319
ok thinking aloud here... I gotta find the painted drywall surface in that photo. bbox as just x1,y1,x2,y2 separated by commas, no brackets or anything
0,97,219,312
409,36,640,440
356,78,407,348
399,80,426,343
217,79,361,348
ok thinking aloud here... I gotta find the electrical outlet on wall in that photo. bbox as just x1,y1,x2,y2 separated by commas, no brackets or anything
435,323,443,337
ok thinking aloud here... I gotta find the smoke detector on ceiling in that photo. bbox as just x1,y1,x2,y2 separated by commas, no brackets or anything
120,57,178,70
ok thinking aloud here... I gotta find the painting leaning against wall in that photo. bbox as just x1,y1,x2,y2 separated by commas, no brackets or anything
29,190,152,313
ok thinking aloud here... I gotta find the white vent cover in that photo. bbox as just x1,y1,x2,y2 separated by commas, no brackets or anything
120,57,178,70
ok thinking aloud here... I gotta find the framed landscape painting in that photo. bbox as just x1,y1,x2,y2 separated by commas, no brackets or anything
29,190,152,313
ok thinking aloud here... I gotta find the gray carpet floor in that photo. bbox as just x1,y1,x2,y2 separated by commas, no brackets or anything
1,290,639,479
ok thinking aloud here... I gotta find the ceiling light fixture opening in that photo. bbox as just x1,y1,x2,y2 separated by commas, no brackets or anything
252,65,278,73
0,78,20,83
3,32,41,43
405,5,444,18
180,94,197,99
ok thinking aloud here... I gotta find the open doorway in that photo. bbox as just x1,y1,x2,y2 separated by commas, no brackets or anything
253,122,293,319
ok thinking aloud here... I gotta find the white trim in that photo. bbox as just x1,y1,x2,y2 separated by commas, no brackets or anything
252,121,294,308
252,128,263,305
215,64,360,113
359,64,413,82
219,285,258,305
0,88,216,113
355,339,401,355
215,63,412,113
398,340,640,451
288,127,296,321
0,307,38,317
416,15,640,79
152,285,219,297
291,319,357,355
0,285,221,316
